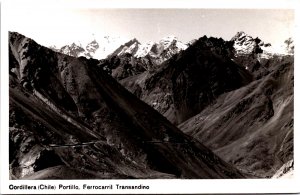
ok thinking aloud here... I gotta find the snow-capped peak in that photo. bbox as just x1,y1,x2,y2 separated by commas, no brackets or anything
231,31,271,55
108,38,140,56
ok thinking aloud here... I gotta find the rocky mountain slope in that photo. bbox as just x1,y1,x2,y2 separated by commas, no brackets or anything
9,32,244,179
120,32,294,178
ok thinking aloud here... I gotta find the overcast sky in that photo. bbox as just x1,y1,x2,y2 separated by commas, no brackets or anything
7,7,294,47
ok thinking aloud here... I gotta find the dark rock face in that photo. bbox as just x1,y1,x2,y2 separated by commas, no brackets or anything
9,32,244,179
179,53,293,178
170,36,253,124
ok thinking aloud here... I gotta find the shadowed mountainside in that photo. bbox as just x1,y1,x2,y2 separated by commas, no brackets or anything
9,32,244,179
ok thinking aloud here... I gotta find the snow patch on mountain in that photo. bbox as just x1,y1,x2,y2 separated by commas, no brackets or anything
134,41,156,58
92,36,130,59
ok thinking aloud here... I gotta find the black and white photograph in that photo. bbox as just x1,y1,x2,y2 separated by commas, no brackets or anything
0,0,299,194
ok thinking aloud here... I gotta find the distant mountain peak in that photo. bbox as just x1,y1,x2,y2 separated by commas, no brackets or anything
231,31,271,55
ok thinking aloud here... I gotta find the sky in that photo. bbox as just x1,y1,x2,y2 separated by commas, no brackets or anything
6,6,294,48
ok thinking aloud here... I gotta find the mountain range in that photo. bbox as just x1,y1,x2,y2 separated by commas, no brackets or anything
49,35,129,60
9,31,293,179
50,35,188,62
